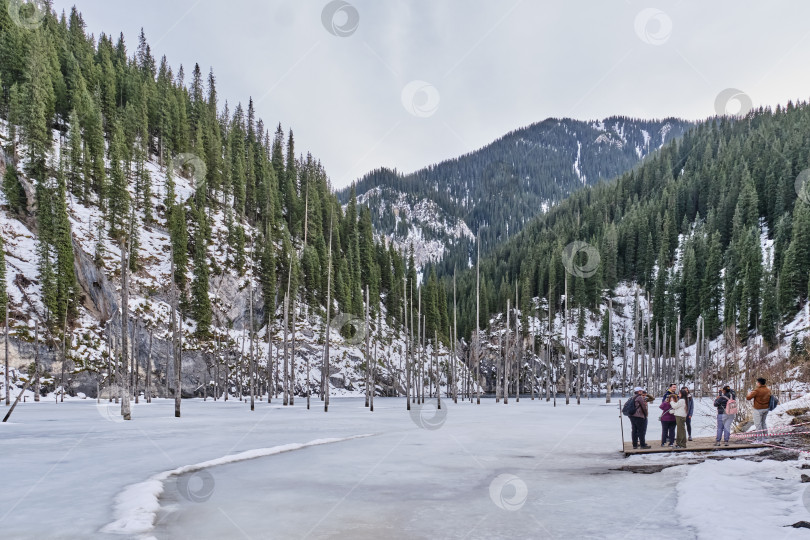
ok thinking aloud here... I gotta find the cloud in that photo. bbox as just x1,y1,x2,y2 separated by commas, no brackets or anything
53,0,810,188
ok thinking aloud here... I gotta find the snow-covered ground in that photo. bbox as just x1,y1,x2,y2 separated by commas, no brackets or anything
2,396,809,539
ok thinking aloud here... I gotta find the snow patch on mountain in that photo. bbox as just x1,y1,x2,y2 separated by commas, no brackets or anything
355,186,473,269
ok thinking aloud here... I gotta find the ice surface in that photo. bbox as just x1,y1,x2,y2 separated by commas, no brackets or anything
2,397,808,539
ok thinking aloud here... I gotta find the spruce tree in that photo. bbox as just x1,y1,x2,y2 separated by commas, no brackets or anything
54,154,78,323
3,164,26,213
191,207,212,337
21,32,55,181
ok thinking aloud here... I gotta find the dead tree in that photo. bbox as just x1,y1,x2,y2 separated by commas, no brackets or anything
453,268,458,404
504,298,510,405
404,277,410,411
120,238,132,421
171,247,181,418
564,273,570,405
606,297,613,403
249,284,255,411
365,285,370,408
282,293,289,406
435,330,440,410
4,300,8,406
475,233,481,405
146,326,153,403
323,217,333,412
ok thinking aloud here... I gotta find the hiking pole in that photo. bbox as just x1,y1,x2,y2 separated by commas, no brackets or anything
619,400,625,451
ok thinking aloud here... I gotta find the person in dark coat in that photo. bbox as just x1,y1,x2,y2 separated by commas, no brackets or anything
630,387,651,449
713,386,736,446
659,395,677,447
681,386,694,441
661,383,677,402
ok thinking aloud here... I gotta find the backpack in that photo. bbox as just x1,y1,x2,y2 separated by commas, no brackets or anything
622,397,638,416
769,395,779,411
725,395,738,416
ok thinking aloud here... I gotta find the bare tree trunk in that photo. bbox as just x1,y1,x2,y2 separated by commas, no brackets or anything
146,327,153,403
564,273,570,405
267,329,273,403
249,285,255,411
646,293,652,392
504,298,510,405
290,292,297,406
134,320,140,404
606,297,612,403
164,334,169,400
529,309,540,401
371,310,377,412
282,293,289,405
675,313,681,387
475,234,481,405
405,278,410,411
365,285,370,408
453,268,458,404
34,321,40,402
633,288,639,387
435,330,440,410
4,301,8,406
516,285,520,403
171,249,181,418
495,336,503,403
576,340,581,405
655,322,663,394
622,329,628,397
417,287,422,404
215,332,220,401
120,238,132,420
323,251,332,411
546,304,551,402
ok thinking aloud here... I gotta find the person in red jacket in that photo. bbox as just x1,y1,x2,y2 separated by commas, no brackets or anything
630,387,651,449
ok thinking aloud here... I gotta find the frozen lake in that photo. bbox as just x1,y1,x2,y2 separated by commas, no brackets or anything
1,396,808,539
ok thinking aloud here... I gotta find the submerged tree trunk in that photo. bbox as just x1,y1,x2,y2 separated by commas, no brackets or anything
606,298,612,403
146,327,153,403
475,234,481,405
120,238,132,420
323,219,333,412
282,294,289,406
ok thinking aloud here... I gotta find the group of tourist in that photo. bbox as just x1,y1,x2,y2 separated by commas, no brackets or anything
626,378,773,450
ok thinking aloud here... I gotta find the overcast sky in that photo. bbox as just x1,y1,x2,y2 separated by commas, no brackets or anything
51,0,810,189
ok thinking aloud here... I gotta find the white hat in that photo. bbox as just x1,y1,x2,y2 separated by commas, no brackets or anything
633,386,643,392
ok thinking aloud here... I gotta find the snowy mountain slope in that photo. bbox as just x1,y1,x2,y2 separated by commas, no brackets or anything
340,116,693,274
354,185,474,268
0,118,471,404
